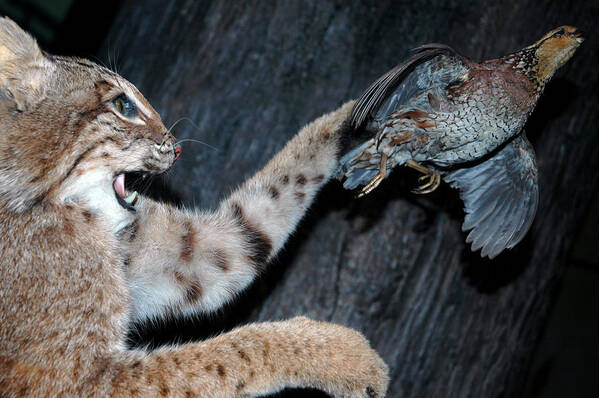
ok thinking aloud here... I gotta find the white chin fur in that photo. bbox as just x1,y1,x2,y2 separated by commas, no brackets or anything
60,169,136,234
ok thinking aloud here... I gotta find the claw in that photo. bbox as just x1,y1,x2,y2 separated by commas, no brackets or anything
358,173,384,197
412,171,440,194
406,160,441,194
358,153,388,197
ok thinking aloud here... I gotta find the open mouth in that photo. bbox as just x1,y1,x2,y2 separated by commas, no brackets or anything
112,145,180,211
113,173,139,211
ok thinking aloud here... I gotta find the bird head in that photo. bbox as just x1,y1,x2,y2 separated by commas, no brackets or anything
526,26,583,85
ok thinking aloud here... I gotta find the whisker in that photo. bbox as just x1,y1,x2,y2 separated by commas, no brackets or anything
107,43,114,72
167,117,198,134
89,54,110,71
167,117,218,151
167,118,186,136
174,138,218,151
140,177,154,196
113,46,121,75
131,173,155,197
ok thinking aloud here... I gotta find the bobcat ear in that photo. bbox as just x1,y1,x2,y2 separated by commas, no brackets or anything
0,17,52,111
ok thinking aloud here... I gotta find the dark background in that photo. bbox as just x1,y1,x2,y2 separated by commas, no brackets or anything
2,1,597,397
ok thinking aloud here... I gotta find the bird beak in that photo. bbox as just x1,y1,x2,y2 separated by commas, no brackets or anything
574,31,585,44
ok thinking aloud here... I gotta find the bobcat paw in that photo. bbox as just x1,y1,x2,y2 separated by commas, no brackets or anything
288,317,389,398
329,327,389,398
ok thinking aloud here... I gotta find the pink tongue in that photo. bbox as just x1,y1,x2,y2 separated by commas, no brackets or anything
114,174,126,198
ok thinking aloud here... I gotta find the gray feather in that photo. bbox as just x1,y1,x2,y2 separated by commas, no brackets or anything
337,140,380,190
343,168,379,190
350,44,465,128
445,134,538,259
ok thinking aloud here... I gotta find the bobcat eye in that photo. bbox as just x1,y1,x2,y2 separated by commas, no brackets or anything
112,94,137,118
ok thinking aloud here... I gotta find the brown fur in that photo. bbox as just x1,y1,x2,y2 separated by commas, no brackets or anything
0,18,388,397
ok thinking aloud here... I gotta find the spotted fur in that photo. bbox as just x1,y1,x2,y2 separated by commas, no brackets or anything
0,19,388,398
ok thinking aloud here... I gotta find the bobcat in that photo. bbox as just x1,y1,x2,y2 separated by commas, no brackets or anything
0,18,388,398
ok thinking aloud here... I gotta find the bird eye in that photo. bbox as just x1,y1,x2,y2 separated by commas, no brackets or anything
554,28,565,37
112,94,137,118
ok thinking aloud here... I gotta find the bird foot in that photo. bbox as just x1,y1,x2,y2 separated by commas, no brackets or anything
406,160,441,194
358,153,388,198
412,171,441,194
358,173,384,197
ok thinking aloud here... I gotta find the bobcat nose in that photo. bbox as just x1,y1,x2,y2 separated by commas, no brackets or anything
159,132,179,161
161,131,175,144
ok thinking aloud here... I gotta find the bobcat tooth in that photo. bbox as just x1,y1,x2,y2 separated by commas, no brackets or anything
124,191,138,206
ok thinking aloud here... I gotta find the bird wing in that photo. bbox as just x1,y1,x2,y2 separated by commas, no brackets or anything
350,44,470,128
338,44,470,191
443,134,538,259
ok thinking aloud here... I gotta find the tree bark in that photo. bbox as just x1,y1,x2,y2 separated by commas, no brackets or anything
103,1,599,397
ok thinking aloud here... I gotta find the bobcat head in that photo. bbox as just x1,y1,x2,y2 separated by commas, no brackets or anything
0,18,179,230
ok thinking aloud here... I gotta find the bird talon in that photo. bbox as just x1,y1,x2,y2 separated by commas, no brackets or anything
357,153,388,197
358,174,383,197
406,160,440,194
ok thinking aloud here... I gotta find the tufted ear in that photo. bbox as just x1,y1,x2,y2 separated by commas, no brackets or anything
0,17,52,111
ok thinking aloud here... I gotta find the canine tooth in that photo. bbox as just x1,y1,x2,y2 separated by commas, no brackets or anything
124,191,138,206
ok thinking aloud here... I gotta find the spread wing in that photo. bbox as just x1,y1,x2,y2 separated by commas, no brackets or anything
444,135,539,259
350,44,470,128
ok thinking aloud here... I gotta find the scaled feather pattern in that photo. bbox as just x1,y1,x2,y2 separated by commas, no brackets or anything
338,26,583,258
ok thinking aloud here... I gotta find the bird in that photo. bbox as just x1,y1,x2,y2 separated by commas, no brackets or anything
337,26,583,259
